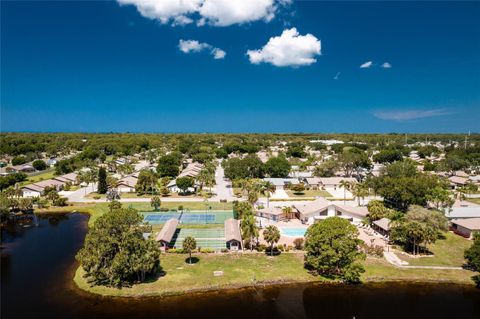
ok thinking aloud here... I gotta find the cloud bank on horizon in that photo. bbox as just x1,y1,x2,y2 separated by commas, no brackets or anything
373,109,451,121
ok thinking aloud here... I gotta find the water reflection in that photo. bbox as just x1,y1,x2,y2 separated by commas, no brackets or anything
1,212,480,319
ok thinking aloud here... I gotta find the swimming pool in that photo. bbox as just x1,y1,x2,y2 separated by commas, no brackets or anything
280,227,307,237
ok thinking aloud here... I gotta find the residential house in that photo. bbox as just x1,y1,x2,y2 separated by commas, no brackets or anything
117,176,137,193
450,218,480,239
256,206,287,222
293,198,368,224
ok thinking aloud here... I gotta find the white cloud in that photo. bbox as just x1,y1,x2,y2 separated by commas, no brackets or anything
381,62,392,68
211,48,226,59
178,39,226,59
199,0,276,26
246,28,321,67
117,0,289,27
373,109,451,121
117,0,202,24
360,61,373,68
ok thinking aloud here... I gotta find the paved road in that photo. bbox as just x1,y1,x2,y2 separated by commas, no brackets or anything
211,164,235,201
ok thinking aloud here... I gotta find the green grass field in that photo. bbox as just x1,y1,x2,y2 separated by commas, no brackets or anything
286,189,332,198
19,170,56,186
396,232,472,267
467,198,480,205
74,252,477,297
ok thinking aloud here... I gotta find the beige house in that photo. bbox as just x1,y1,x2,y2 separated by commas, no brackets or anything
451,218,480,239
117,176,137,193
293,198,368,224
256,206,288,222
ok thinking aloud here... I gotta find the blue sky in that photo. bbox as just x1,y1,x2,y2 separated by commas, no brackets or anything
1,0,479,133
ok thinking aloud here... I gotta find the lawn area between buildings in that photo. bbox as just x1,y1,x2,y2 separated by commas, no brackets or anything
286,189,332,198
395,232,472,267
86,192,201,199
467,198,480,205
74,253,477,298
19,169,56,186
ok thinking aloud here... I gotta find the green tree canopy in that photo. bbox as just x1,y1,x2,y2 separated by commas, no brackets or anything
465,233,480,287
176,176,195,194
182,236,197,264
76,207,160,287
304,217,365,283
265,156,291,178
157,154,181,178
32,159,47,171
97,167,108,194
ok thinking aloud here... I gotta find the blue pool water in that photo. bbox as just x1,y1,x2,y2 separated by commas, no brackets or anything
281,227,307,237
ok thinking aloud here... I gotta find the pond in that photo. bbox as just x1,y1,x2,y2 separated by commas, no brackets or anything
1,212,480,319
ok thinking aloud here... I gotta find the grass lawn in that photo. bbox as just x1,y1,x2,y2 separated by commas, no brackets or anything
74,252,318,297
362,257,475,284
467,198,480,205
86,192,201,199
74,252,478,297
20,170,56,186
286,189,332,198
395,232,472,267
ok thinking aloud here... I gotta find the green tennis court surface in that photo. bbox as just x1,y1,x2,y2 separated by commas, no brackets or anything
142,210,234,225
171,228,227,250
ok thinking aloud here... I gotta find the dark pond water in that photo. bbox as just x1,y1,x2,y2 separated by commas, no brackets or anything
2,213,480,319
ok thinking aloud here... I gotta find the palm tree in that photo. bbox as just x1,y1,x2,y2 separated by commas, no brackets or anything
352,182,368,206
182,236,197,264
262,181,276,208
241,213,259,251
263,225,280,256
282,206,293,220
339,180,351,205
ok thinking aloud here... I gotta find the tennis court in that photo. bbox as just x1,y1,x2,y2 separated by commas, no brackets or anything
171,228,226,250
142,210,233,225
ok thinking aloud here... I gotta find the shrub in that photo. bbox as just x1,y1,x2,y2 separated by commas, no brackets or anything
293,237,304,250
53,197,68,207
221,248,229,253
257,244,267,252
200,248,214,253
93,195,101,200
286,245,293,252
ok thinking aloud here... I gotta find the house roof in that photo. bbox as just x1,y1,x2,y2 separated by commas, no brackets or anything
54,173,77,183
118,176,137,187
22,184,44,193
373,218,392,231
155,218,179,243
455,171,469,178
449,176,468,185
446,207,480,219
264,178,299,186
319,177,356,185
293,198,330,216
305,177,322,185
333,204,369,218
34,179,65,188
225,218,242,243
451,218,480,231
256,206,286,216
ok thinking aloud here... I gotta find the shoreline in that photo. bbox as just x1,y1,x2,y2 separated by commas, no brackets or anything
73,264,477,298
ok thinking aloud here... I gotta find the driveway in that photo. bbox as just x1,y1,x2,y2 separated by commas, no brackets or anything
211,164,235,201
